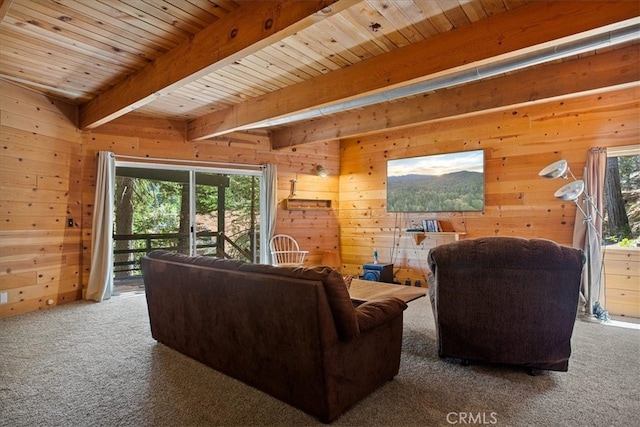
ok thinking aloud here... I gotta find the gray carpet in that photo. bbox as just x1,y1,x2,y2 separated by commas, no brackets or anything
1,292,638,427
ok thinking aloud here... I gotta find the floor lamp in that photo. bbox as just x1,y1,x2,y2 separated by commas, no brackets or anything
539,160,608,320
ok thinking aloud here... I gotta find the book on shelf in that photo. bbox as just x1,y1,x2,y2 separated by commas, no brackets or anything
422,220,442,232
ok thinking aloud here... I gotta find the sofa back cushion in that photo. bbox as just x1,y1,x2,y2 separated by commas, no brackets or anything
143,250,359,339
238,264,360,339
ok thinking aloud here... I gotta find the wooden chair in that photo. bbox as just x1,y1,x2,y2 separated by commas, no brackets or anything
269,234,308,267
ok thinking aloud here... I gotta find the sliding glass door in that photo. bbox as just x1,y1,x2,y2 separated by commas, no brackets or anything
113,163,261,280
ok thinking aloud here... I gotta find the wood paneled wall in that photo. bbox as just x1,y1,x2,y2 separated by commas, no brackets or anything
1,79,638,317
0,81,84,317
1,81,339,318
82,117,340,270
338,86,640,284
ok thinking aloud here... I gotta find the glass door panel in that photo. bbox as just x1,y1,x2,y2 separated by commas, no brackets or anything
113,167,191,280
195,172,260,262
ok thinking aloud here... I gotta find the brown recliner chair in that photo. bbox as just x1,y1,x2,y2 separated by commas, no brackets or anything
427,237,585,372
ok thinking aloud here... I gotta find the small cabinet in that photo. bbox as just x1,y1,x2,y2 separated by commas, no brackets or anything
604,246,639,318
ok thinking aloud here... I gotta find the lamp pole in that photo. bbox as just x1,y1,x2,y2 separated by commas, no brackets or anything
539,160,606,318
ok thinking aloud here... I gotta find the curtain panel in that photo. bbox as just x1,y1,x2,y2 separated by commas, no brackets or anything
260,164,277,265
573,147,607,319
85,151,115,302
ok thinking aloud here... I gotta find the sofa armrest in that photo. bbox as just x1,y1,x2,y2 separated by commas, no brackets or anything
355,297,407,334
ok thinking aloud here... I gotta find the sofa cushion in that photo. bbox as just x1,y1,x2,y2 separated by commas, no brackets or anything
355,298,407,333
144,249,246,270
144,250,360,339
238,263,360,339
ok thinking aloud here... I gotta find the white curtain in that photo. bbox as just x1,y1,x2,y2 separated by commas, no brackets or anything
573,147,607,319
260,164,278,264
85,151,115,302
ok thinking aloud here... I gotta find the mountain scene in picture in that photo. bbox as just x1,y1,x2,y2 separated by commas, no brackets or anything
387,150,485,212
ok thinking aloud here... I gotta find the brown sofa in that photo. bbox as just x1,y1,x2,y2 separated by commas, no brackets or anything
427,237,585,372
141,250,407,423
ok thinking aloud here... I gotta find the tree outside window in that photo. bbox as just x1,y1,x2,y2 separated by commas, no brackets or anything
604,152,640,247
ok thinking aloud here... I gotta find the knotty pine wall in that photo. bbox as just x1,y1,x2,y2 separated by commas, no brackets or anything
1,79,638,317
339,86,639,284
82,115,341,278
1,81,84,317
1,81,339,318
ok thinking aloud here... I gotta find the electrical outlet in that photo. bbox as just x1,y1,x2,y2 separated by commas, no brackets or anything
0,292,7,304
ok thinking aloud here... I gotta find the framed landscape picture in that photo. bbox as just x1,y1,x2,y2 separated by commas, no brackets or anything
386,150,485,212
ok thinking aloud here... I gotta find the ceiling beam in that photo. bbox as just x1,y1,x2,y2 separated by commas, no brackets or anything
78,0,342,130
271,43,640,147
0,0,15,23
187,1,640,142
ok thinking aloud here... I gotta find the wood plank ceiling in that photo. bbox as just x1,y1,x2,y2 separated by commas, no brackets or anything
1,0,638,147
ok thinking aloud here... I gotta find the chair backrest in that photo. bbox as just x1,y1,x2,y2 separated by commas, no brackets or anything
269,234,308,266
427,236,585,371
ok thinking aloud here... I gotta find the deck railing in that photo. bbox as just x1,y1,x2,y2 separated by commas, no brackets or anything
113,231,254,276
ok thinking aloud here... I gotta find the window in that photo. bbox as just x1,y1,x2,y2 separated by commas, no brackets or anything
604,146,639,247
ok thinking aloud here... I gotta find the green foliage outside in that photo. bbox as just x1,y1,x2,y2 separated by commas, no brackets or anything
115,173,260,266
194,174,260,259
604,154,640,247
387,171,484,212
130,179,182,235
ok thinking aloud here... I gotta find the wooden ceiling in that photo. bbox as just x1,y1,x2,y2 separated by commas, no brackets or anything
1,0,638,147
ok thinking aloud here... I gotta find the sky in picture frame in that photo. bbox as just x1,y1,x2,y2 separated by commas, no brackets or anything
387,150,484,177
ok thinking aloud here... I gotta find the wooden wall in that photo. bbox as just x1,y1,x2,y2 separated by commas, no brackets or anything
338,86,640,284
0,81,84,317
0,81,340,318
1,79,638,317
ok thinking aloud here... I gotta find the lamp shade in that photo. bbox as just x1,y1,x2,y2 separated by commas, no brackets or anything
539,160,568,179
316,165,328,178
554,180,585,201
321,250,341,269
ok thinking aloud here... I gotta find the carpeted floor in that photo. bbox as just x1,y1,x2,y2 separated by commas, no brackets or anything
0,293,638,426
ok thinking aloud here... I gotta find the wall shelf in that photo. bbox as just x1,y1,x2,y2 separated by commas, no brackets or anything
284,198,332,210
406,231,465,245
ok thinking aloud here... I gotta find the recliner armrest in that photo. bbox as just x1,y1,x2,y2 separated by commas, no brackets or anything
355,297,407,333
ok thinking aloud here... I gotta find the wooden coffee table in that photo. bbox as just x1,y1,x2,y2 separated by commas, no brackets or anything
348,278,426,304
